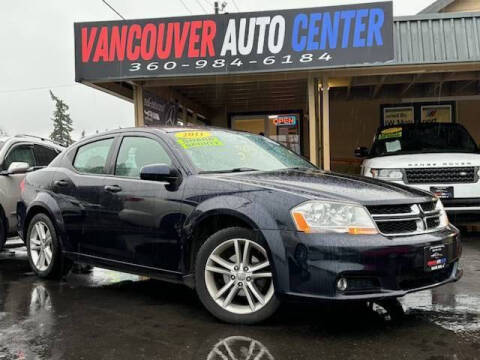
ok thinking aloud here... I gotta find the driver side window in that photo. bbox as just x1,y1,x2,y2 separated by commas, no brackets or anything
115,136,172,178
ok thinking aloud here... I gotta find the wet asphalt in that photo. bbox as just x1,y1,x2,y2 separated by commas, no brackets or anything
0,234,479,360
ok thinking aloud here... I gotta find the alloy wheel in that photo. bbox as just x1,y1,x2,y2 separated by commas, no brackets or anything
29,221,53,272
204,238,274,314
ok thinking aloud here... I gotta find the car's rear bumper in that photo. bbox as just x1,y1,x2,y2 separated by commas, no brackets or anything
263,226,461,302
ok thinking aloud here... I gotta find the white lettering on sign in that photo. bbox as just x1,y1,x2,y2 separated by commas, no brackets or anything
221,16,286,56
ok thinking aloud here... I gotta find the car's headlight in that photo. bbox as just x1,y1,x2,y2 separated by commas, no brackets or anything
370,168,404,181
436,199,449,228
291,201,378,235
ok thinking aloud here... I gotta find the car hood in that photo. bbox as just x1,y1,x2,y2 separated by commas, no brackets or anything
210,169,433,206
363,152,480,169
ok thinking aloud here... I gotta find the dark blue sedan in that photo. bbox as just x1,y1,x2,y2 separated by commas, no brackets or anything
17,127,462,324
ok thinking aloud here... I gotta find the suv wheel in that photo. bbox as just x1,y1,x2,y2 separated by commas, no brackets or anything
195,227,280,324
26,213,71,279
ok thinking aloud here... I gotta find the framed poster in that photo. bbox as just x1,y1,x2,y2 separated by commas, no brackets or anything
421,105,452,123
383,106,414,126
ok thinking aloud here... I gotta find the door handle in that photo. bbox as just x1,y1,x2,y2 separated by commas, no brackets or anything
104,185,122,193
54,179,69,187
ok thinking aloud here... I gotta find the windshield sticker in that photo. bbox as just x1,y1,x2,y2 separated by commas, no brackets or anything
379,127,402,140
385,140,401,153
175,131,212,139
176,134,223,149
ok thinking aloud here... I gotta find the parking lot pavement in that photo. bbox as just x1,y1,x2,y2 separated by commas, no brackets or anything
0,235,479,360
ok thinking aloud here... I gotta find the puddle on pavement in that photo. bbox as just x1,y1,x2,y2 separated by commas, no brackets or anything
401,288,480,333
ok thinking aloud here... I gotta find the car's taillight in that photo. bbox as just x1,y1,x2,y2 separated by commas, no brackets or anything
20,179,25,193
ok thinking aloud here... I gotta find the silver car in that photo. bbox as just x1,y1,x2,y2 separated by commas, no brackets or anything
0,135,63,249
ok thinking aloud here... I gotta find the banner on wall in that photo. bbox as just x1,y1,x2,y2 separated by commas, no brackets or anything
143,90,178,126
74,2,394,81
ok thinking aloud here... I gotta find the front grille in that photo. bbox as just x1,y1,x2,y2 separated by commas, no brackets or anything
367,201,443,236
377,220,418,234
405,167,476,184
420,201,436,212
368,204,413,215
426,217,440,229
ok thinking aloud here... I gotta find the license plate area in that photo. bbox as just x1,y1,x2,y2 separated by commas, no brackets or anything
430,186,454,199
424,244,448,272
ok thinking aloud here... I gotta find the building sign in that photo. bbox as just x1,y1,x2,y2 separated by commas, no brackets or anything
74,2,394,81
143,90,178,126
421,105,452,123
383,106,414,126
269,114,297,126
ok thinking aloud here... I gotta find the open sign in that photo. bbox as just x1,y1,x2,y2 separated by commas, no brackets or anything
271,115,297,126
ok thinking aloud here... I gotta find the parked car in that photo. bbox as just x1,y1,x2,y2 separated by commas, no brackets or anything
0,135,63,249
356,123,480,223
18,127,462,324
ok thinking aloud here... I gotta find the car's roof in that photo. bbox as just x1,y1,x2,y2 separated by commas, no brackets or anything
84,126,238,138
2,135,65,150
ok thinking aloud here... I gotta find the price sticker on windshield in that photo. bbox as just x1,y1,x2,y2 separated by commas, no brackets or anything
175,131,223,149
379,127,402,140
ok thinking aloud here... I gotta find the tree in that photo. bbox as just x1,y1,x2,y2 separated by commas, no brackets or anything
81,130,86,138
0,127,7,137
49,90,73,146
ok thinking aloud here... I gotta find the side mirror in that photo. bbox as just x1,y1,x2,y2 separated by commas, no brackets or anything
6,162,30,175
354,147,369,158
140,164,181,183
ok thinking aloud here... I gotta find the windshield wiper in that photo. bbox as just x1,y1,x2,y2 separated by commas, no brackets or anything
199,167,259,174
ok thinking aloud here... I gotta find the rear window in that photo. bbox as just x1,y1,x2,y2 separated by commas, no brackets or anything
73,138,114,174
34,144,59,167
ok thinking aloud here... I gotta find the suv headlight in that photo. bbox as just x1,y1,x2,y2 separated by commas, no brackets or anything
436,199,449,228
291,201,378,235
370,168,404,181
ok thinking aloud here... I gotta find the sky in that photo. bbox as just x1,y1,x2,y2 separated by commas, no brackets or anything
0,0,437,140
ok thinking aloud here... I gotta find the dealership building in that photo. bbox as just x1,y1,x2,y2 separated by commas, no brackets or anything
74,0,480,174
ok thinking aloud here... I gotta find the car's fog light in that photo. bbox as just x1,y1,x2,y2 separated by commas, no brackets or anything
337,277,348,291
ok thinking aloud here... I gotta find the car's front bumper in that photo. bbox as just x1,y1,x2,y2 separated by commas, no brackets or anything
263,225,462,301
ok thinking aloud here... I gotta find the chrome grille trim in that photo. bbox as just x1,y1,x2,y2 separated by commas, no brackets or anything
367,201,444,236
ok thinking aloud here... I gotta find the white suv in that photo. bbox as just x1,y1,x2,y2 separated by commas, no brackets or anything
356,123,480,223
0,135,63,249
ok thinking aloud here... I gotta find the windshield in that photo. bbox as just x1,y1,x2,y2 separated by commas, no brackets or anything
170,130,315,173
370,124,478,157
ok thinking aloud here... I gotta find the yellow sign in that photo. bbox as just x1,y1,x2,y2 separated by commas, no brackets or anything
175,131,212,139
379,127,402,140
175,131,223,149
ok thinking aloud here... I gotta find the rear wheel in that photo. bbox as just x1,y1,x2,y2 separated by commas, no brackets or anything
26,213,71,279
195,227,280,324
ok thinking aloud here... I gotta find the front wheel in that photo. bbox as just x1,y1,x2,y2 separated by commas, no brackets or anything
195,227,280,324
26,213,71,279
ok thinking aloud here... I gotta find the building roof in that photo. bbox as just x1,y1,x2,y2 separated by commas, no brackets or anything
389,11,480,66
418,0,456,14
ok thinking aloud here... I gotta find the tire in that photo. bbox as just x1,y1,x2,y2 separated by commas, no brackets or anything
195,227,280,324
26,213,72,279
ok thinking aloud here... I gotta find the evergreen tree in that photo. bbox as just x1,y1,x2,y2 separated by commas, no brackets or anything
49,90,73,146
81,130,86,138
